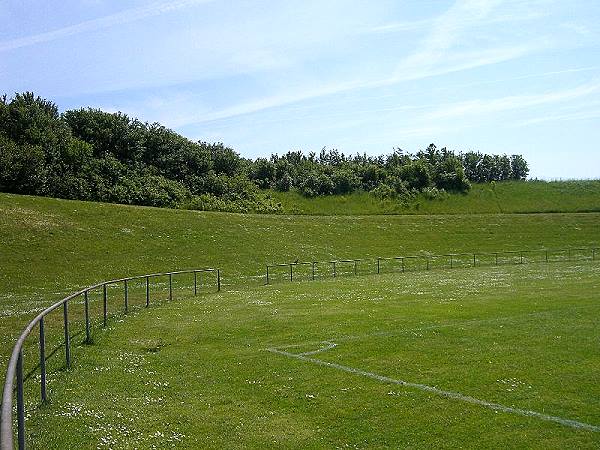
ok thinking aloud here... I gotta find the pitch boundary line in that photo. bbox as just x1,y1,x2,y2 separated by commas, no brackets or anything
267,344,600,433
269,303,595,354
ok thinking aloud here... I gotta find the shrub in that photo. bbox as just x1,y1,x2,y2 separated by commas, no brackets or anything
399,160,431,190
275,172,293,192
370,183,396,199
332,169,360,194
422,187,448,200
0,136,47,195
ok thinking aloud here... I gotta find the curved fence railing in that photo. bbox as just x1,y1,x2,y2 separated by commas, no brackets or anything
1,268,220,450
3,246,600,448
265,247,599,284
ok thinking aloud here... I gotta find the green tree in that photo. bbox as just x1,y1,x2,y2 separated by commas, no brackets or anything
63,108,144,161
510,155,529,180
399,160,431,190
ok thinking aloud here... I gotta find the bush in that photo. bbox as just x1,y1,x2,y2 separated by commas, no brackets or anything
0,135,47,194
370,183,396,199
399,160,431,190
421,187,448,200
275,172,293,192
250,158,275,189
332,169,360,194
433,157,471,192
298,171,334,197
183,192,283,214
105,174,189,208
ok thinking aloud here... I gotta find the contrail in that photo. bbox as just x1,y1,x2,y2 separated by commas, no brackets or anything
0,0,214,52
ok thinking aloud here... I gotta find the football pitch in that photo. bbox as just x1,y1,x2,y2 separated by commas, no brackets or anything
24,261,600,449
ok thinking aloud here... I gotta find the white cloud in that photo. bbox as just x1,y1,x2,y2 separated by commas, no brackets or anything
425,81,600,120
365,18,433,34
560,22,591,36
517,108,600,126
176,0,544,125
0,0,215,52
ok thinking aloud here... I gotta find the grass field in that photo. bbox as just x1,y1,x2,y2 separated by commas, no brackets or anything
270,180,600,215
2,192,599,368
19,262,600,448
1,192,600,448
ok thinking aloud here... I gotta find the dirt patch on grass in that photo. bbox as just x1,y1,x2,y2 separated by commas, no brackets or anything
0,206,67,230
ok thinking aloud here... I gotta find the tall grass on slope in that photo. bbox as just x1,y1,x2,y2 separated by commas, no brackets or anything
268,180,600,215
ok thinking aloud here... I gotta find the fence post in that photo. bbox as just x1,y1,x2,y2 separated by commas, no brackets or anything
217,269,221,291
545,250,549,263
450,255,453,269
103,284,107,327
194,271,198,295
312,262,316,281
593,248,596,261
84,290,90,344
17,349,25,450
495,252,498,266
124,279,128,313
289,264,293,282
401,257,405,273
169,274,173,301
266,266,270,285
333,262,336,278
39,317,47,402
377,257,380,274
473,254,476,267
63,301,71,368
146,277,150,307
354,260,358,276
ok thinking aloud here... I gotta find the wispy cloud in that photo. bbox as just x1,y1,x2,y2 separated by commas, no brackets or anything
392,0,510,77
517,107,600,126
366,18,433,34
178,0,544,125
0,0,214,52
367,0,551,36
425,81,600,120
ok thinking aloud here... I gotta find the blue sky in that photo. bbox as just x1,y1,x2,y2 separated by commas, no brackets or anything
1,0,599,179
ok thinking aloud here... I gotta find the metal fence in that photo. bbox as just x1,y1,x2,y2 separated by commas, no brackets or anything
265,247,599,285
2,246,600,448
0,268,220,450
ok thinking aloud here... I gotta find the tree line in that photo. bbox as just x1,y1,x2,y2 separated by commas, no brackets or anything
0,92,529,212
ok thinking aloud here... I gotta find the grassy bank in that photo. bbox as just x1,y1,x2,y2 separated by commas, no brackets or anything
269,180,600,215
2,191,599,301
2,192,599,371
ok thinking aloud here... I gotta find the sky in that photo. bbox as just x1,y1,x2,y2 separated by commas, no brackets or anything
1,0,599,179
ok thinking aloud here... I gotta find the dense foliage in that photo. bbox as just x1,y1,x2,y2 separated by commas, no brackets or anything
0,93,529,212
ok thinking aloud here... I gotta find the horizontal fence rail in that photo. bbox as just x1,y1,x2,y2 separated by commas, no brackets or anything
1,268,220,450
264,247,599,285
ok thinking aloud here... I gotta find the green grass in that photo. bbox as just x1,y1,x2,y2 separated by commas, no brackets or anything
1,192,600,447
1,192,599,374
21,262,600,448
269,180,600,215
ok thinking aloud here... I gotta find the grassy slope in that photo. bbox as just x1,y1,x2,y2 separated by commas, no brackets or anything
1,191,600,446
24,263,600,449
269,180,600,215
1,192,599,312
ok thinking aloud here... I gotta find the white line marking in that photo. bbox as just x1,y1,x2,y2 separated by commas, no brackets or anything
297,341,337,356
267,344,600,433
265,304,595,352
